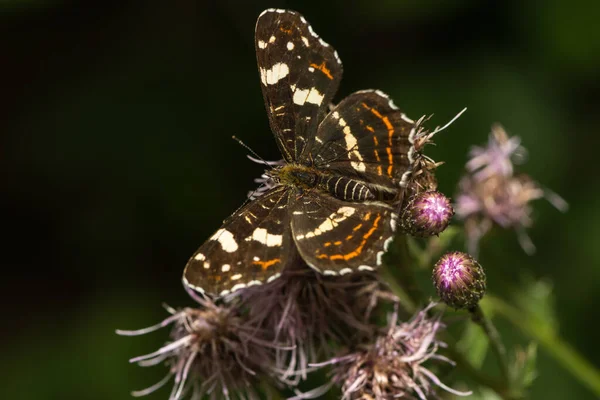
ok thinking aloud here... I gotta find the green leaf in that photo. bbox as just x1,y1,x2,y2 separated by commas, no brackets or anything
513,274,558,334
457,321,490,368
509,342,538,392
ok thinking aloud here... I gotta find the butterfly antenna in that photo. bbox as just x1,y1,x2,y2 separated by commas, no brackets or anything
232,136,272,168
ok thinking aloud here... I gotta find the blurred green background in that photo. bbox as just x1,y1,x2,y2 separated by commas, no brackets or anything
1,1,599,399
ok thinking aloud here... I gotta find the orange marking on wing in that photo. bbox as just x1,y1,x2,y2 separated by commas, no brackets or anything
334,241,342,245
377,166,383,176
346,234,353,240
309,61,334,80
372,135,381,162
253,258,280,271
317,214,383,261
366,125,375,132
280,26,293,34
353,223,363,231
324,242,332,247
386,147,394,177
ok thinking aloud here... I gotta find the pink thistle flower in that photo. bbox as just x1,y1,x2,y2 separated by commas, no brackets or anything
433,251,486,309
401,191,454,237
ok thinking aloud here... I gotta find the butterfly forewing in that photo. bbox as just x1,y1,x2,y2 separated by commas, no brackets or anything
255,9,343,162
308,90,415,189
291,192,397,274
183,187,295,296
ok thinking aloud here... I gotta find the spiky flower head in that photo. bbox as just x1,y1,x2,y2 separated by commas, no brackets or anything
401,190,454,237
433,251,486,309
321,304,471,400
240,260,379,385
117,295,277,400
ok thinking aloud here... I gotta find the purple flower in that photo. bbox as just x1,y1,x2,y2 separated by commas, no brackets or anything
308,304,471,400
466,124,526,181
401,191,454,237
455,124,568,254
433,251,486,309
116,294,279,400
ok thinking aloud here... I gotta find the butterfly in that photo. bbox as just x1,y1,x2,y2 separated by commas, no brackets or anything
183,9,418,297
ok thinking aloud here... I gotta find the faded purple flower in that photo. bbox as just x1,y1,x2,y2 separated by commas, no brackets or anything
116,294,279,400
466,124,526,181
241,260,380,386
311,304,471,400
401,191,454,237
455,124,568,254
247,155,285,200
433,251,486,309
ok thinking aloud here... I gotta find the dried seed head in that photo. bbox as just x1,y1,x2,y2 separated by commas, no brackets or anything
117,298,277,400
321,304,471,400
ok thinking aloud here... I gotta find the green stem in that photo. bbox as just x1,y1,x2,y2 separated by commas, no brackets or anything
444,344,515,400
469,304,510,384
389,236,426,304
485,295,600,397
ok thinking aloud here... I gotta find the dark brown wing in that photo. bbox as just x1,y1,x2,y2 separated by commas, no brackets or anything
183,187,294,297
255,9,343,162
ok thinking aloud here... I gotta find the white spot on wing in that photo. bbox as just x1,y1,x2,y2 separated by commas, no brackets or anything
301,36,309,46
246,227,283,247
292,87,324,106
231,274,242,281
260,63,290,85
182,275,205,294
269,35,276,43
257,40,267,49
231,283,247,292
194,253,205,261
287,41,294,50
339,268,352,275
296,207,356,239
339,117,366,172
211,229,238,253
358,265,375,271
221,264,231,272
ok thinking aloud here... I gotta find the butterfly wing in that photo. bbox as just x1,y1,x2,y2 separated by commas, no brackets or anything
307,90,415,191
255,9,343,162
291,191,397,275
183,187,294,297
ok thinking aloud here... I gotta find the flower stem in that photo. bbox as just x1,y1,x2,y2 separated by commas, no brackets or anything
485,295,600,397
469,304,510,384
391,235,426,303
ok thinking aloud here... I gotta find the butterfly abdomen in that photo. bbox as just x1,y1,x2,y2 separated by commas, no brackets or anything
319,175,375,202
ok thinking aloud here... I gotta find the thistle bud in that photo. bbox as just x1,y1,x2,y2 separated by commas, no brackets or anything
401,191,454,237
433,251,486,309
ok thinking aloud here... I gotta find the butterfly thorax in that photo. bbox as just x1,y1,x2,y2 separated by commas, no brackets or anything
273,164,375,202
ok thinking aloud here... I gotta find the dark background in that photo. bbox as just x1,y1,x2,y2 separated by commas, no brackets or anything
1,1,599,399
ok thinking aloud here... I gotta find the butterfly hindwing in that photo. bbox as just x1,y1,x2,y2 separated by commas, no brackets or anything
183,187,294,296
291,191,397,275
307,90,415,189
255,9,343,162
